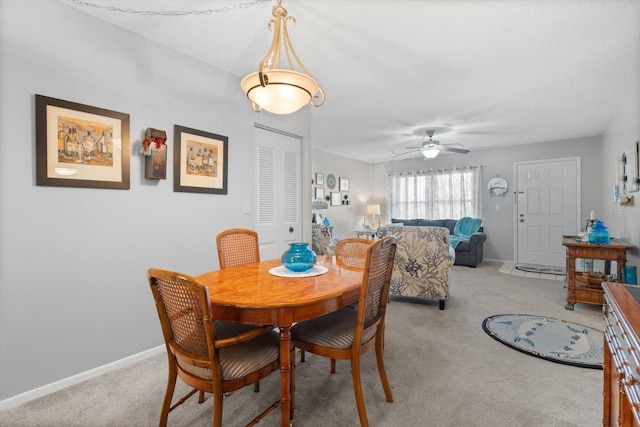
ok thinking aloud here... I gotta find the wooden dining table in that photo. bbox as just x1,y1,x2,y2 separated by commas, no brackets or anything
196,255,364,427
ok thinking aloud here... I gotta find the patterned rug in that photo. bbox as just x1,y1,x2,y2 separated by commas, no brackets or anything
514,264,565,276
482,314,603,369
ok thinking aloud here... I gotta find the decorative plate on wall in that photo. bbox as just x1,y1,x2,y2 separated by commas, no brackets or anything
488,176,508,197
326,173,336,189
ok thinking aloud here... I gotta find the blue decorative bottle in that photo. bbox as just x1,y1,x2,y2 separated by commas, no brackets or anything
281,242,317,272
588,221,610,245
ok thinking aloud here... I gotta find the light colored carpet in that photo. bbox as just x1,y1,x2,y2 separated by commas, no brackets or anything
0,261,603,426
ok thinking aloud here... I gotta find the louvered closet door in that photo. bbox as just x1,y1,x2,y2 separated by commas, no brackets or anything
255,126,302,260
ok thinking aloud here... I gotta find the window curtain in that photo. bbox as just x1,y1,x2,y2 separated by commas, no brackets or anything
385,166,483,221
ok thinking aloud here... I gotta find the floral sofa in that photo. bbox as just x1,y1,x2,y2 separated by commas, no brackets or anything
311,223,335,255
377,225,454,310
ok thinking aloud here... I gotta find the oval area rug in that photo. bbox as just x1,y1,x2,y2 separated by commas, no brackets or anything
482,314,603,369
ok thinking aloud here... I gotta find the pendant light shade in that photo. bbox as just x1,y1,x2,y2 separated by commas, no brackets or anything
241,0,324,114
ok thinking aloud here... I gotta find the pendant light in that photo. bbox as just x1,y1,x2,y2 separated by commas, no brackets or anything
240,0,325,114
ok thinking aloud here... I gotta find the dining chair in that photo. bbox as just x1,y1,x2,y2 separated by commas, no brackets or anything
216,228,260,269
335,238,373,271
148,268,291,427
291,236,397,427
299,237,372,366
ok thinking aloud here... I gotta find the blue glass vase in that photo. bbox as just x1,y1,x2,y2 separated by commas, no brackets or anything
281,242,317,272
588,221,610,245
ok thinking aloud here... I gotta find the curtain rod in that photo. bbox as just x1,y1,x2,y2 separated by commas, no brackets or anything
385,165,485,177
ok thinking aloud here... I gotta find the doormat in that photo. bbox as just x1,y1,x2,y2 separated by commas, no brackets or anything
515,264,565,276
482,314,603,369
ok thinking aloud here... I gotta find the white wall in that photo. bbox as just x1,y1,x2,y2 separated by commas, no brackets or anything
601,77,640,268
0,0,311,401
373,136,604,262
311,150,373,240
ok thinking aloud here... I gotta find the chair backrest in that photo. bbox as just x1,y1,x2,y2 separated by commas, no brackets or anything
216,228,260,269
148,268,217,371
357,237,397,334
335,238,373,270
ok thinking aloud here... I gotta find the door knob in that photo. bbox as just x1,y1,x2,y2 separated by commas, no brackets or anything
289,227,294,233
520,219,524,222
519,214,524,217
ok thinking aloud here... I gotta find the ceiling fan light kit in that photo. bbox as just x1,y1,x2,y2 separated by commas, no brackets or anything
397,129,470,159
241,0,325,114
422,146,440,159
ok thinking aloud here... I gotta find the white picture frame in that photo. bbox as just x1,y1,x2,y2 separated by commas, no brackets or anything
315,172,324,186
330,191,341,206
339,177,349,192
314,187,325,199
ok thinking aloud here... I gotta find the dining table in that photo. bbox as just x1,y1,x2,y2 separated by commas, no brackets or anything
196,255,364,427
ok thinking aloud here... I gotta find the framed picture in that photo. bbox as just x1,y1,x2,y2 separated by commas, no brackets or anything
314,187,325,199
330,191,341,206
339,177,350,192
315,173,324,186
174,125,228,194
35,94,130,189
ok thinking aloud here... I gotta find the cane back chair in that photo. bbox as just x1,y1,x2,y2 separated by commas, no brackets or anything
335,238,373,271
216,228,260,269
299,237,373,367
291,237,397,427
148,268,290,427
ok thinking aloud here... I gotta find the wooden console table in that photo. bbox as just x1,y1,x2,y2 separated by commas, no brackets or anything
562,236,632,310
602,282,640,427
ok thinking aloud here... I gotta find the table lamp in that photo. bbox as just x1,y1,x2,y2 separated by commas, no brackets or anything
366,204,381,228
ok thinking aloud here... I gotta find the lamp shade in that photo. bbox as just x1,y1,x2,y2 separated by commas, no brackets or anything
241,70,320,114
422,147,439,159
367,204,381,216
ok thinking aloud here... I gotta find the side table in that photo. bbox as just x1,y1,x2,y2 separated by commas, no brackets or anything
354,229,377,241
562,236,632,310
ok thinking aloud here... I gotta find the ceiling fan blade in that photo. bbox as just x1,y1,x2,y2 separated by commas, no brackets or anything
439,146,470,154
392,148,421,157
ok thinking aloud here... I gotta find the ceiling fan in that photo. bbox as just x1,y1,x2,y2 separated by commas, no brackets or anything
394,130,470,159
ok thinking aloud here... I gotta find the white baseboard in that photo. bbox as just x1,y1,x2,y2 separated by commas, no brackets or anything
0,345,164,411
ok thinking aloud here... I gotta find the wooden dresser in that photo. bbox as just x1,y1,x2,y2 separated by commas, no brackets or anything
603,282,640,427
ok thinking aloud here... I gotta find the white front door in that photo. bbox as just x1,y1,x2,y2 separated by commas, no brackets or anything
515,158,580,267
255,126,302,260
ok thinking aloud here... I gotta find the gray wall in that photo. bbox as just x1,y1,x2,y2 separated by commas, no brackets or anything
373,137,604,262
601,77,640,268
0,1,312,400
311,150,373,240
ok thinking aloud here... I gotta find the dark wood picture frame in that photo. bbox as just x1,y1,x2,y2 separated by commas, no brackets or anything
174,125,228,194
35,94,130,189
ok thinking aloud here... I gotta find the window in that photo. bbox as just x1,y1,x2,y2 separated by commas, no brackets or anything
385,167,482,220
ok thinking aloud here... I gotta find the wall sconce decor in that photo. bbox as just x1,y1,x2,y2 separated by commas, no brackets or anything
142,128,167,179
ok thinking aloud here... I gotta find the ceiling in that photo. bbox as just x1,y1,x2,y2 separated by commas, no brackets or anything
62,0,640,163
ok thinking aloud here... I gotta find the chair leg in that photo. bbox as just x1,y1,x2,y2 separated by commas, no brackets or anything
375,333,394,403
300,349,306,362
160,361,178,427
439,299,445,310
199,390,205,403
331,358,336,374
254,381,260,392
350,356,369,427
212,391,223,427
